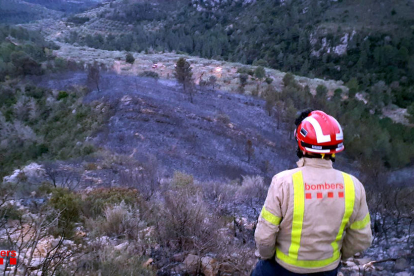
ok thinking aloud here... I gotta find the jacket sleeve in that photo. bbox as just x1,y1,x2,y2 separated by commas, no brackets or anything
341,179,372,259
254,176,284,259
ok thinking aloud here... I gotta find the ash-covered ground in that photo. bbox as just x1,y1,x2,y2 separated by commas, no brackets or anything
30,71,361,182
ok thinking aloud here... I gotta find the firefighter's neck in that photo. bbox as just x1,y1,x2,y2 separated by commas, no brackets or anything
297,156,333,168
305,152,332,160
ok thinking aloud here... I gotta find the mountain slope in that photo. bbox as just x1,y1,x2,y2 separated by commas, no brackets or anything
0,0,62,23
58,0,414,109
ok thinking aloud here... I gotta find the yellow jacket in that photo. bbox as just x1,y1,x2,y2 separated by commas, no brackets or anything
254,157,372,274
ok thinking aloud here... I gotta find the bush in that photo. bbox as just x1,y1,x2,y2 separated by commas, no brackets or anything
49,188,81,237
237,67,254,76
216,112,231,124
25,85,45,99
265,77,273,84
157,186,219,252
57,91,69,100
0,203,23,221
171,171,194,187
236,175,267,208
81,188,142,218
78,246,154,276
100,201,145,238
126,53,135,64
202,181,238,205
0,87,16,107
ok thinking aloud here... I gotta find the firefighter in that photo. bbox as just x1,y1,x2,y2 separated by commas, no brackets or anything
252,110,372,276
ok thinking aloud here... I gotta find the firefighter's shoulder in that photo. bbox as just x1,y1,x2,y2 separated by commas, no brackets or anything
270,167,303,187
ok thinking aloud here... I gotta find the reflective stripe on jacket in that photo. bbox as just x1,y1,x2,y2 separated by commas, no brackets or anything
254,157,372,274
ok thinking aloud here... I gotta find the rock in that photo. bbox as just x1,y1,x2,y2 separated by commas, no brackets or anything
114,242,129,251
142,258,153,268
3,163,45,184
388,245,407,258
395,258,410,271
173,263,186,274
355,258,371,265
183,254,200,274
172,253,185,262
395,272,412,276
76,231,87,238
97,236,110,246
201,256,217,276
219,262,235,275
343,260,356,267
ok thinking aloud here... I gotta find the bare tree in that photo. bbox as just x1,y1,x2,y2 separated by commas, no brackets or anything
245,140,255,163
87,61,101,92
119,156,160,201
274,101,284,129
43,162,58,188
43,163,80,190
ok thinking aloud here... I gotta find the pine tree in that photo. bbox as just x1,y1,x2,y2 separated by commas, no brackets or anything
174,57,194,103
254,66,266,94
245,139,254,163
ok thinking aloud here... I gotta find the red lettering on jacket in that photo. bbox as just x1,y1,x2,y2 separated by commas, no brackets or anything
305,182,344,190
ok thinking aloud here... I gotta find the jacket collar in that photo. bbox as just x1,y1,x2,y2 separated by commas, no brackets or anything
296,157,333,169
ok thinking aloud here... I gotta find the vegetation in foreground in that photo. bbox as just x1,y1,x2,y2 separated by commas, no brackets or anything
1,160,413,275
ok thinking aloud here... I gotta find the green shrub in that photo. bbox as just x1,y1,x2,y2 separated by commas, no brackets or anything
49,188,81,238
81,188,142,218
126,53,135,64
67,16,90,25
57,91,69,100
0,87,17,107
25,85,45,99
0,204,23,221
237,67,254,76
265,77,273,84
